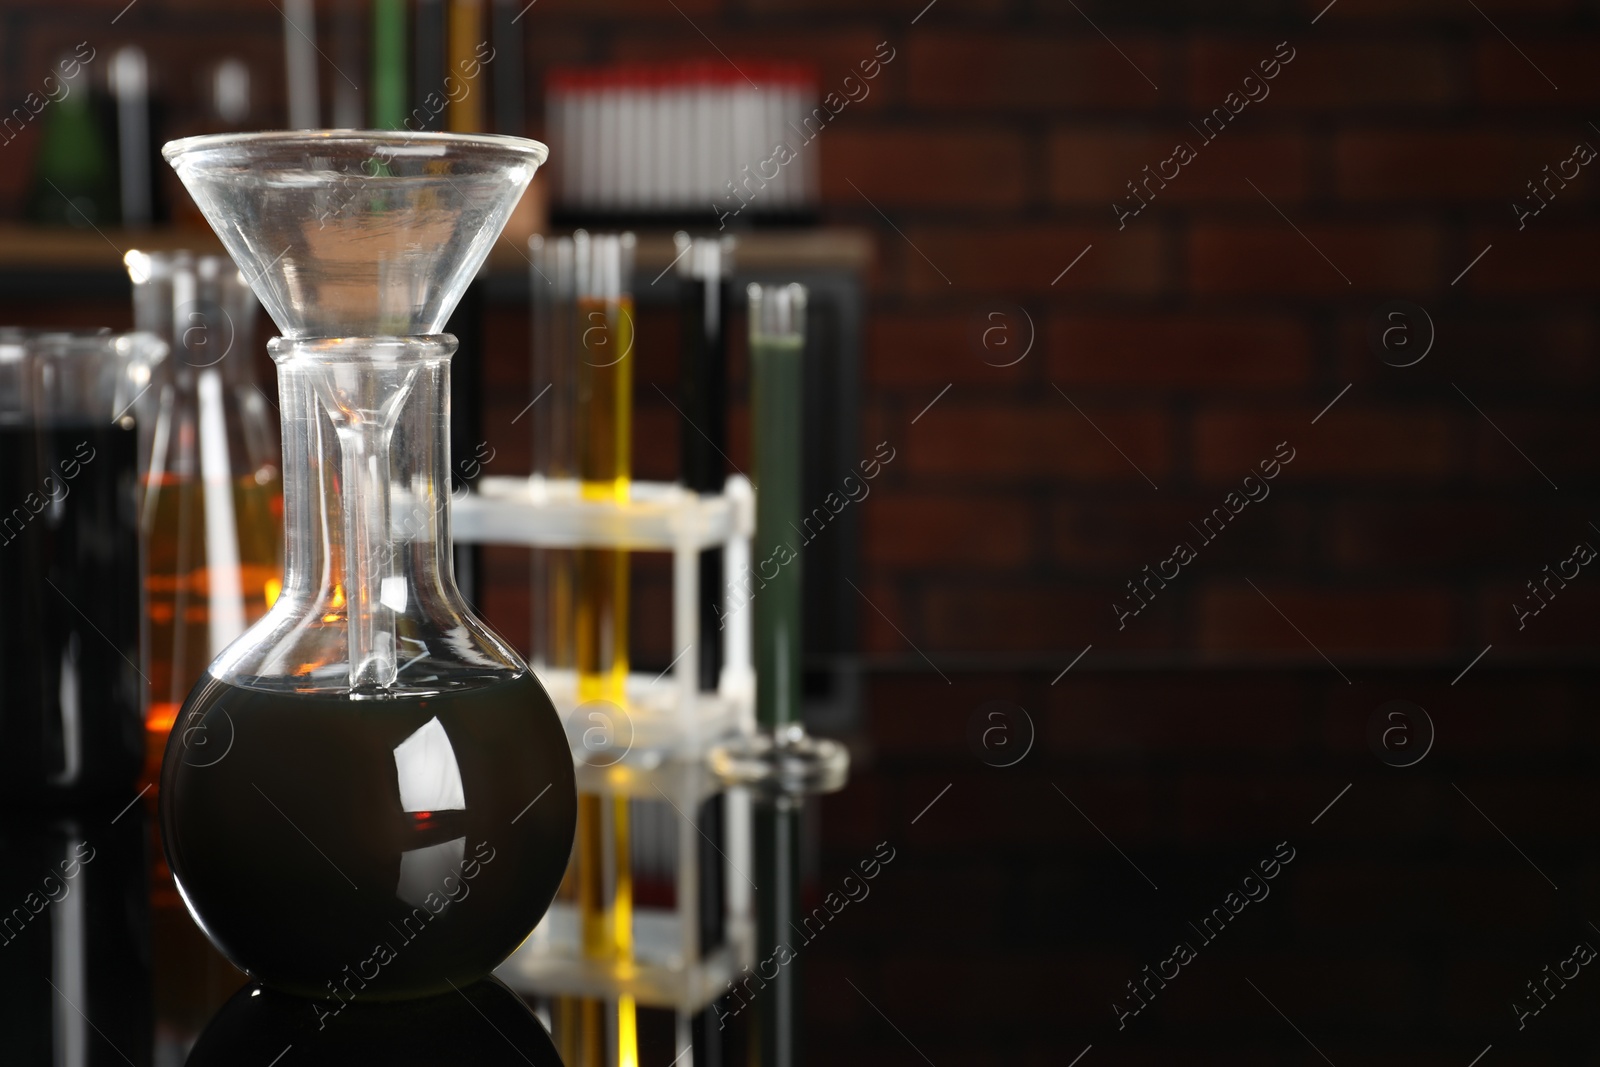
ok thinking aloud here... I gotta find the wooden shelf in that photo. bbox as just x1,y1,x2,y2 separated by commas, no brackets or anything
0,225,225,271
0,224,874,277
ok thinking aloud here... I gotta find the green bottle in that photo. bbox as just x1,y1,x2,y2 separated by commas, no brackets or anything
372,0,408,130
25,54,118,227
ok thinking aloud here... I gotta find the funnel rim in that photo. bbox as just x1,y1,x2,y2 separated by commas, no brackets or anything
162,129,549,167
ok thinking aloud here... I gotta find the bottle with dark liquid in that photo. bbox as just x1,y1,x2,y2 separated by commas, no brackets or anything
158,130,576,1000
0,330,157,803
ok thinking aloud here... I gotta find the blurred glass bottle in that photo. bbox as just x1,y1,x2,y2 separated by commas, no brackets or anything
125,251,283,783
25,48,118,227
0,329,157,802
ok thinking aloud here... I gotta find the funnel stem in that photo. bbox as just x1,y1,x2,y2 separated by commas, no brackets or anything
337,397,404,691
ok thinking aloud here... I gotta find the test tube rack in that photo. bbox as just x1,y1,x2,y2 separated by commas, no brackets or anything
452,473,756,1014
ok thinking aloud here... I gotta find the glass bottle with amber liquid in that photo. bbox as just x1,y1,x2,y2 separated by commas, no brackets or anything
126,250,283,783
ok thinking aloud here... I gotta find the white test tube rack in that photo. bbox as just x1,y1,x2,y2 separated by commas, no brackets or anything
452,473,757,1014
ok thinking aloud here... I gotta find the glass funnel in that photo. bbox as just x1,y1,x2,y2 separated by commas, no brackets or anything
157,131,576,1000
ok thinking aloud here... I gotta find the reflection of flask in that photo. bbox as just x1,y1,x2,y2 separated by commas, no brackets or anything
0,804,153,1064
25,49,118,227
189,977,560,1066
157,130,575,1000
126,251,283,784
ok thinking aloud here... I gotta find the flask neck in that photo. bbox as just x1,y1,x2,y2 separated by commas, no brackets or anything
271,335,461,693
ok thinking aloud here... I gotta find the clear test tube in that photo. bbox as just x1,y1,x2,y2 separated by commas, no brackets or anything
675,233,736,691
529,234,577,675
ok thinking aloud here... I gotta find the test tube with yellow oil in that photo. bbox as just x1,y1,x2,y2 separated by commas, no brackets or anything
535,232,639,1067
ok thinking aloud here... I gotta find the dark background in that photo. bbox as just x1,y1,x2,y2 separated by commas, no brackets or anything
4,0,1600,1062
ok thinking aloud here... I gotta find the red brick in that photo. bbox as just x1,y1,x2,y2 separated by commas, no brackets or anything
748,0,1000,13
1465,405,1589,486
1294,776,1444,845
863,672,1040,756
519,0,721,13
1049,314,1312,389
1447,776,1600,846
1335,311,1597,388
1477,581,1600,648
923,584,1179,651
1289,860,1462,937
897,768,1162,847
1173,773,1334,843
1329,0,1570,14
864,493,1036,569
904,403,1171,484
1044,674,1309,759
898,225,1164,296
1361,676,1578,757
867,311,1039,388
1190,38,1460,111
878,948,1138,1028
855,578,915,657
827,865,1010,948
908,32,1165,111
1313,673,1582,767
824,127,1028,210
1166,951,1428,1031
1461,226,1600,294
1475,39,1597,104
1195,583,1454,654
1329,500,1591,571
1189,223,1442,296
1192,406,1457,482
5,0,159,10
1051,497,1315,570
1335,130,1596,202
1049,128,1311,207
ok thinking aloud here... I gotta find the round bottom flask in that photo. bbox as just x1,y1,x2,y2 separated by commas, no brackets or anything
158,131,574,999
163,670,574,999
